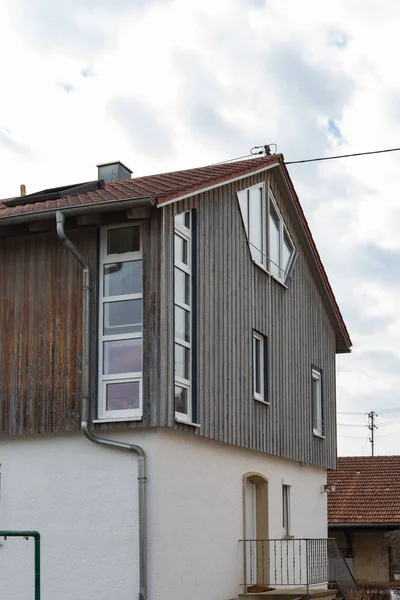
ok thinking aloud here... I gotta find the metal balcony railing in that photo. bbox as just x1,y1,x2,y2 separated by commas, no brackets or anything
240,538,357,597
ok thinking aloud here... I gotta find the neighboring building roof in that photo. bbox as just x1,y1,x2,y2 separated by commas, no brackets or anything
0,154,352,351
328,456,400,525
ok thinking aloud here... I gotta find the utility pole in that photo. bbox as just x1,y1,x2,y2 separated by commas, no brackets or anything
367,411,378,456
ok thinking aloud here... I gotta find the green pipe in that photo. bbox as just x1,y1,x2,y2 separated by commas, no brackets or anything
0,531,41,600
34,533,41,600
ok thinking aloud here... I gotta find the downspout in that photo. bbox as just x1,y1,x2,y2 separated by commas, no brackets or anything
55,211,147,600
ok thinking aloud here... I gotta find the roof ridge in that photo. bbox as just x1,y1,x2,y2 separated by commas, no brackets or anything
124,154,284,183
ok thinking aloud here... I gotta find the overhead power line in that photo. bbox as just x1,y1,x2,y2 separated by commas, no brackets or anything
379,407,400,414
216,152,258,165
377,419,400,427
338,435,368,439
215,144,400,168
285,146,400,165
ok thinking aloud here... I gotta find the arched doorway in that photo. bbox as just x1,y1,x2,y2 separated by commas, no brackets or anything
243,473,269,588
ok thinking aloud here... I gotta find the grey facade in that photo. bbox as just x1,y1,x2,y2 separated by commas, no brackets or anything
0,163,348,470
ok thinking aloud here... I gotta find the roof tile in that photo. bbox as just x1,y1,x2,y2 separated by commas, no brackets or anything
328,456,400,524
0,156,280,217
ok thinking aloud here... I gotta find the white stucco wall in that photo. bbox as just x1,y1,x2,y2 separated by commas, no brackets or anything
0,431,158,600
0,429,327,600
155,429,327,600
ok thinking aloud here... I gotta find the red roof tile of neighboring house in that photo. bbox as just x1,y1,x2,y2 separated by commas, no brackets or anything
328,456,400,524
0,154,352,351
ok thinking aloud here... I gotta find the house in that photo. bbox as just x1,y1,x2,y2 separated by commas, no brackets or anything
0,155,352,600
328,456,400,584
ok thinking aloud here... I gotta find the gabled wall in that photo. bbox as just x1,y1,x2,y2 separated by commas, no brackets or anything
160,168,338,469
0,167,339,468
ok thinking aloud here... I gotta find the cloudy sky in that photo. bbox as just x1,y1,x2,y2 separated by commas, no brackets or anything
1,0,400,456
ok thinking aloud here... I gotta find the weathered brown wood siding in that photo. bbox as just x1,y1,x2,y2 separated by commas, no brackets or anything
0,212,163,435
0,229,97,435
160,168,339,469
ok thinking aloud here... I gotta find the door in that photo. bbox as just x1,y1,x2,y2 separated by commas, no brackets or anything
245,479,257,585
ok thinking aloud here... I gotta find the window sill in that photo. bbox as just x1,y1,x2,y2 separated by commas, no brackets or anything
93,416,143,424
251,259,288,289
174,418,201,428
270,273,288,289
254,397,270,406
313,431,325,439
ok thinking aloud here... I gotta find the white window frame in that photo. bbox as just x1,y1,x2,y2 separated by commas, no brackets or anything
253,331,267,403
282,484,291,536
268,189,296,284
237,184,297,285
312,367,324,437
98,224,143,420
237,183,267,270
174,213,192,423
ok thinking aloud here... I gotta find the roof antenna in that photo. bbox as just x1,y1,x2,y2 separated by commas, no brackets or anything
250,143,278,156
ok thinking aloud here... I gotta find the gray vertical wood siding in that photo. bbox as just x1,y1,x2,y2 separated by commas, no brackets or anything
160,168,339,469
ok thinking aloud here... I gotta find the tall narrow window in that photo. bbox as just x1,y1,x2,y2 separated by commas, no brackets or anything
253,331,268,403
312,367,324,436
237,184,266,268
174,211,193,422
282,484,291,536
98,225,143,419
269,203,280,279
268,190,297,284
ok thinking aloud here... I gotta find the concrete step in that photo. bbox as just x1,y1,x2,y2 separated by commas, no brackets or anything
239,588,337,600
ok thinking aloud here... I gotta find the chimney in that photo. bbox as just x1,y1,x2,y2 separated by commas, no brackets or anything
97,161,132,182
20,184,26,196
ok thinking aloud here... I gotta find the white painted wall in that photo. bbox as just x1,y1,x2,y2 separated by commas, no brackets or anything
0,429,327,600
156,429,327,600
0,431,158,600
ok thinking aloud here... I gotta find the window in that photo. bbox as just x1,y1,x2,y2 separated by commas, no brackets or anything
237,184,297,284
174,211,195,422
268,190,296,283
98,225,143,420
253,331,268,403
237,184,266,268
282,484,291,536
312,367,324,436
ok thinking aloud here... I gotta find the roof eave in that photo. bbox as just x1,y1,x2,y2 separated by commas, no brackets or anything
329,522,400,529
277,161,352,353
0,196,156,225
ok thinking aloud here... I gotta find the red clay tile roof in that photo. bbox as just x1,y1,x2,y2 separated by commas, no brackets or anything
0,153,351,351
0,155,281,219
328,456,400,524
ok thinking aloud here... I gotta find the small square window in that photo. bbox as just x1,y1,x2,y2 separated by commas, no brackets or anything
106,381,140,411
175,211,191,230
107,226,140,255
103,261,142,297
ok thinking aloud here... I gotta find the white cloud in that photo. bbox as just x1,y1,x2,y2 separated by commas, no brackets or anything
1,0,400,455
